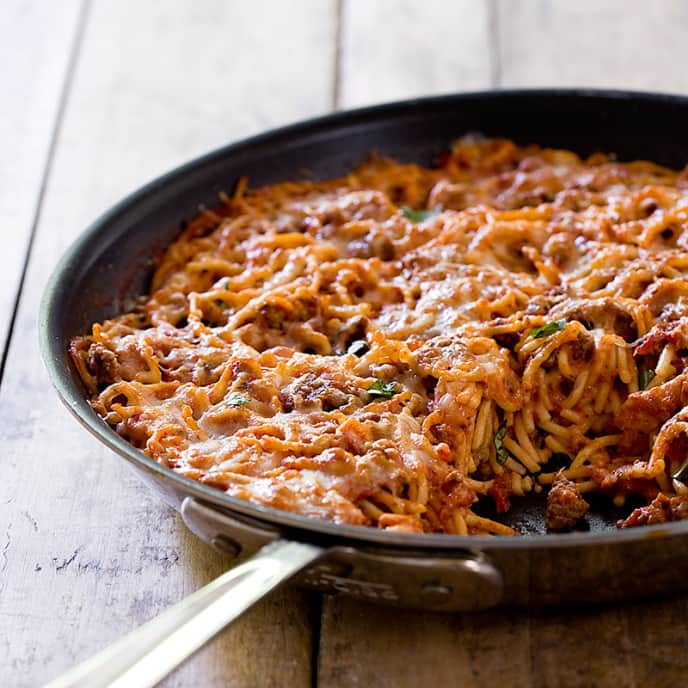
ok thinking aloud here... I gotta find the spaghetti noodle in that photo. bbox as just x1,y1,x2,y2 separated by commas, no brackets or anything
70,138,688,535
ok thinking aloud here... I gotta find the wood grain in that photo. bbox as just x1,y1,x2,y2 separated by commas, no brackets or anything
0,0,84,373
338,0,492,108
318,596,688,688
496,0,688,92
318,599,530,687
5,2,688,687
317,3,688,688
0,1,336,686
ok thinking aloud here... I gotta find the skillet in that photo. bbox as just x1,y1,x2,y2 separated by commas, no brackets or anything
40,89,688,688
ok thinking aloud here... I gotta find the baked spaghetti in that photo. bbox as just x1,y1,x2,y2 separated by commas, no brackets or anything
70,138,688,535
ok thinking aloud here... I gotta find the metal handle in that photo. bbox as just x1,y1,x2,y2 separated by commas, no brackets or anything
180,497,504,611
45,539,323,688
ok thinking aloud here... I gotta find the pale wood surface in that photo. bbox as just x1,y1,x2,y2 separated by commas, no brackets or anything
0,1,333,686
496,0,688,92
2,1,688,687
338,0,493,107
0,0,84,369
320,4,688,687
318,596,688,688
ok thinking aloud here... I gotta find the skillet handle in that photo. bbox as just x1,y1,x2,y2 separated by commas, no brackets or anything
45,539,323,688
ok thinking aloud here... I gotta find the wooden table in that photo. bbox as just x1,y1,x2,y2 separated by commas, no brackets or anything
3,1,688,685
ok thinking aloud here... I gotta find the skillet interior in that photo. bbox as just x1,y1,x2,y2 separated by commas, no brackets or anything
41,89,688,552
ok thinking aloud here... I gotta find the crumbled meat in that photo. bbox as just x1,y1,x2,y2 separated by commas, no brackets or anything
618,492,688,528
634,316,688,356
488,475,511,514
256,296,318,331
426,179,468,210
87,343,120,385
542,232,579,269
545,471,589,531
548,297,637,341
280,372,360,413
640,281,688,319
334,315,369,353
523,288,567,315
567,332,595,363
595,460,663,493
616,372,688,433
437,473,477,523
348,233,396,260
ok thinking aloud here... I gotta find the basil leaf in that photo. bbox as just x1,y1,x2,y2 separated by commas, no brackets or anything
673,459,688,483
347,340,369,357
227,392,250,407
531,319,567,339
368,379,399,399
639,367,655,390
401,205,442,223
493,422,510,465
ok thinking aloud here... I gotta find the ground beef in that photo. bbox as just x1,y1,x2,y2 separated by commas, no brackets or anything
617,492,688,528
548,297,637,342
279,372,361,413
634,316,688,356
257,296,318,330
616,372,688,434
488,475,511,514
348,233,396,260
87,343,120,385
545,471,590,532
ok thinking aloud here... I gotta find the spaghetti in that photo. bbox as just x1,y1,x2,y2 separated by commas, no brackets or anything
70,138,688,535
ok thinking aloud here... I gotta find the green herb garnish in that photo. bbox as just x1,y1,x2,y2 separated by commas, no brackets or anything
368,379,399,399
673,459,688,483
215,299,228,310
493,421,510,465
401,205,442,223
223,279,231,290
347,340,369,357
639,367,655,390
531,319,567,339
227,393,250,407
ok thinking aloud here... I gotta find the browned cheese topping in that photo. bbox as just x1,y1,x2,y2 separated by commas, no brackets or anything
70,139,688,535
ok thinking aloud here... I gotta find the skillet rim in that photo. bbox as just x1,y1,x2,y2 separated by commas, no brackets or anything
40,87,688,551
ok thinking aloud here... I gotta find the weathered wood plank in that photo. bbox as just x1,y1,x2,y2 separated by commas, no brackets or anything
0,1,336,686
338,0,492,108
320,2,496,686
493,4,688,687
318,595,688,688
527,597,688,688
496,0,688,92
7,2,688,687
318,599,533,687
319,3,688,688
0,0,84,375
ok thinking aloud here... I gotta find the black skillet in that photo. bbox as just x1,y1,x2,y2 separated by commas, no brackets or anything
41,90,688,688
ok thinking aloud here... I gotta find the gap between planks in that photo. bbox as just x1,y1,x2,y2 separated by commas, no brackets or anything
0,2,338,686
0,0,88,386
